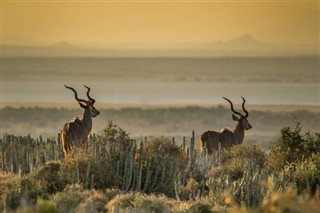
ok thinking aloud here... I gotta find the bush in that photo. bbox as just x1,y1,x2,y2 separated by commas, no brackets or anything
75,189,117,213
0,172,21,210
143,137,186,160
184,201,213,213
173,200,213,213
23,198,57,213
206,146,268,208
52,184,90,212
2,120,320,212
107,192,170,213
268,123,320,171
288,153,320,195
62,123,184,197
52,184,111,213
268,123,320,195
221,145,267,182
0,172,45,211
34,161,69,194
63,152,117,190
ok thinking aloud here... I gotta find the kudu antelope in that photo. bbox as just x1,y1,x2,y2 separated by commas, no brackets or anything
62,85,100,156
200,97,252,155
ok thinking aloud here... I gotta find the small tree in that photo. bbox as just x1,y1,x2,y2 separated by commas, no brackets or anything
267,122,320,195
268,122,320,171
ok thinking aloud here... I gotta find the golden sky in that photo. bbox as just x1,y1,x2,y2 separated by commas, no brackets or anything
1,1,319,48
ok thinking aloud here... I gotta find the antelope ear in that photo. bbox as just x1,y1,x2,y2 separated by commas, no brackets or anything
79,102,86,108
232,114,240,121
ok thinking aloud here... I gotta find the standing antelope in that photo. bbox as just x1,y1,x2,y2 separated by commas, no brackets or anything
200,97,252,155
62,85,100,156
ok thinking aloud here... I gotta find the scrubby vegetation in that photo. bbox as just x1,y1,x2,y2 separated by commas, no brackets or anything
0,121,319,212
2,106,320,150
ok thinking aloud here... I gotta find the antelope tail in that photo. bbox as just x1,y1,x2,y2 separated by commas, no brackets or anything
200,134,205,153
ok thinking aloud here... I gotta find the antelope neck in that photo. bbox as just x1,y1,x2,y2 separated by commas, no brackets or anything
82,108,93,134
233,123,245,144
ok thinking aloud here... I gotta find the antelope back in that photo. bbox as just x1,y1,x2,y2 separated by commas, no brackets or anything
219,128,238,147
200,130,220,154
61,119,87,156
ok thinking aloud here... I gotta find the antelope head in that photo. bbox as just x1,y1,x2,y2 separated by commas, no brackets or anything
223,96,252,130
64,85,100,118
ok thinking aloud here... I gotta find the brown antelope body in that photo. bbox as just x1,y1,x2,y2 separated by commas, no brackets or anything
62,85,100,156
200,97,252,155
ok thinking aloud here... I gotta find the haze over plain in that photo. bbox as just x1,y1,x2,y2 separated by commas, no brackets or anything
1,1,319,141
1,1,319,106
2,1,319,56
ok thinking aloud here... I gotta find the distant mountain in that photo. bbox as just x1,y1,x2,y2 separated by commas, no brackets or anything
1,35,318,57
210,34,266,48
204,34,269,55
51,41,75,48
203,34,319,56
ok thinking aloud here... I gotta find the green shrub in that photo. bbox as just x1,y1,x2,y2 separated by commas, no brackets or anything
107,192,169,213
289,153,320,195
268,123,320,171
0,172,21,210
52,184,111,213
75,189,115,213
97,123,183,196
63,151,117,190
184,201,213,213
34,161,69,194
170,199,230,213
52,184,90,212
60,123,183,197
19,175,45,203
24,198,57,213
143,136,186,159
206,146,268,208
267,123,320,195
224,145,266,168
0,172,45,211
220,145,267,182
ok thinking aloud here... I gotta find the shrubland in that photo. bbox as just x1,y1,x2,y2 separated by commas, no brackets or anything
2,106,320,150
0,121,319,212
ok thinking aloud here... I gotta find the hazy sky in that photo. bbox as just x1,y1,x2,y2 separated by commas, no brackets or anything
2,1,319,48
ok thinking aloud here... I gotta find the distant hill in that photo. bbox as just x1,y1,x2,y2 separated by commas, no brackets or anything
208,34,267,50
204,34,318,57
2,35,318,57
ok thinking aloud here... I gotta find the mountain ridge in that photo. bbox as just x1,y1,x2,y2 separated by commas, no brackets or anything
2,34,318,57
